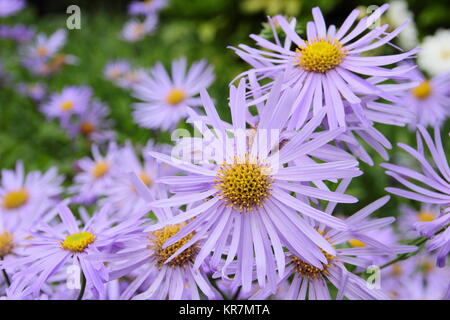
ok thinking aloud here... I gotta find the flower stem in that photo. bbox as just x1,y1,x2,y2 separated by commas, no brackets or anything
77,270,86,300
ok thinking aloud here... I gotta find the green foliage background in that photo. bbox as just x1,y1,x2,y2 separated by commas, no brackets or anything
0,0,449,219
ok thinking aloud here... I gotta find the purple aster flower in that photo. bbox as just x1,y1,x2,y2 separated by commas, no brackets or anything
60,99,115,144
144,77,363,294
396,67,450,129
128,0,167,16
132,57,214,130
117,68,147,90
0,0,25,17
69,143,120,203
103,60,132,83
16,82,46,101
121,15,157,42
381,126,450,267
2,204,140,299
0,161,64,229
23,29,67,61
248,196,415,300
40,85,92,121
231,5,419,129
105,185,220,300
398,203,442,238
100,141,163,218
0,24,34,43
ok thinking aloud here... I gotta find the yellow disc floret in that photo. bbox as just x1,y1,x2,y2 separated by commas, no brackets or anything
139,171,153,187
417,210,435,222
2,189,29,209
91,161,109,179
215,154,273,212
348,238,367,248
61,231,95,253
291,250,336,279
296,38,347,73
149,224,199,268
0,232,14,257
80,122,95,135
411,81,432,99
60,100,75,111
165,88,186,106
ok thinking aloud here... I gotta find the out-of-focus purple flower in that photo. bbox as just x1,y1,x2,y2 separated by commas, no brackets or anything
60,99,115,144
121,15,157,42
0,161,64,229
40,86,92,121
382,126,450,267
103,60,132,83
1,204,141,299
250,196,414,300
231,5,419,129
0,24,34,42
144,77,362,294
101,142,162,218
398,203,442,238
0,0,25,17
117,68,147,90
128,0,167,16
396,68,450,129
69,143,120,202
16,82,46,101
132,57,214,130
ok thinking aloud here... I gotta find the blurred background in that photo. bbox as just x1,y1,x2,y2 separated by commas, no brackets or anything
1,0,449,216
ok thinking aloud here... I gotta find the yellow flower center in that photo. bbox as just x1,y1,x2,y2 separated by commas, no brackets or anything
37,46,48,56
150,224,199,268
422,259,434,274
139,171,153,187
441,49,450,60
411,81,432,99
296,38,347,73
0,232,14,257
80,122,95,135
417,210,435,222
60,100,75,111
61,231,95,253
91,161,109,179
2,189,29,209
215,155,273,212
165,88,186,106
291,250,336,279
392,263,403,276
348,238,367,248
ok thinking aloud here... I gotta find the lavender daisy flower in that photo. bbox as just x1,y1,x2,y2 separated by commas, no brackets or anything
128,0,167,16
70,143,120,203
103,60,132,83
101,142,162,218
0,161,64,228
60,99,115,144
145,77,362,294
105,183,219,300
0,24,34,43
381,126,450,267
397,68,450,129
40,86,92,121
132,57,214,130
117,68,147,90
249,196,415,300
0,0,25,17
2,204,139,299
24,29,67,61
398,203,442,238
121,15,157,42
16,82,47,101
232,5,419,129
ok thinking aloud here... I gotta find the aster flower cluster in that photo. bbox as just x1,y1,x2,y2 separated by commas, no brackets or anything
0,2,449,301
40,86,115,144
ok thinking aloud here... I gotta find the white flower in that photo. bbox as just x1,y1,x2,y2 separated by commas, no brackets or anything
387,0,417,50
418,29,450,76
